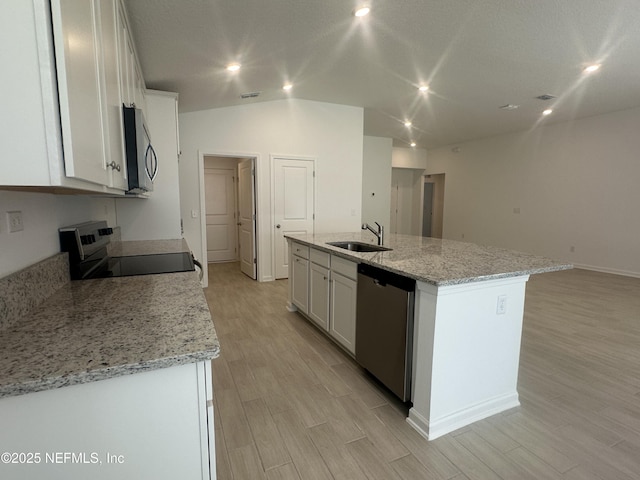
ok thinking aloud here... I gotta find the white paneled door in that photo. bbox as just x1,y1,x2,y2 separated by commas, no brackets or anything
205,168,237,262
273,158,315,279
238,158,256,279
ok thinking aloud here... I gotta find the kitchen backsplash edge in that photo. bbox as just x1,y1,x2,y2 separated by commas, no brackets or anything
0,253,70,329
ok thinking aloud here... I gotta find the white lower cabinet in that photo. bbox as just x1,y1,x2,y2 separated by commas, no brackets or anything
291,254,309,313
329,270,357,354
309,262,330,330
0,361,216,480
288,242,357,355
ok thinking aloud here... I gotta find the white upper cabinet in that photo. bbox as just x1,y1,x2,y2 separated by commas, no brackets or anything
98,0,127,190
51,0,109,186
0,0,146,194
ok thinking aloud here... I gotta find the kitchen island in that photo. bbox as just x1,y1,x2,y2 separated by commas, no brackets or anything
286,232,571,440
0,240,219,479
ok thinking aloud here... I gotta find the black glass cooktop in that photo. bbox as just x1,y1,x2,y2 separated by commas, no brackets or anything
90,252,195,278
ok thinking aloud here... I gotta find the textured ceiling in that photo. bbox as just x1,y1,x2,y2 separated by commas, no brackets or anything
124,0,640,149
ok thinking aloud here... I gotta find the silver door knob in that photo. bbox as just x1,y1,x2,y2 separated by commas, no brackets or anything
276,224,281,229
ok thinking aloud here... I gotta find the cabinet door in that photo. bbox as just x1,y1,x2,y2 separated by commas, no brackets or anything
309,263,330,330
98,0,127,190
292,255,309,313
51,0,109,186
330,272,357,354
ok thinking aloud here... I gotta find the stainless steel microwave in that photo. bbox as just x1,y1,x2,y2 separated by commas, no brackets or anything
123,105,157,193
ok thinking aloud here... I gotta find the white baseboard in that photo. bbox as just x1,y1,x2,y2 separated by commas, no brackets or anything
573,264,640,279
407,392,520,441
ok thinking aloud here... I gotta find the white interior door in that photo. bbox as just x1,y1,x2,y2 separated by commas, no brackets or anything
273,158,314,279
238,158,257,279
205,168,237,262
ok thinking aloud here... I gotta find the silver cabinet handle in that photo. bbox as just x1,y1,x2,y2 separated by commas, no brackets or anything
276,224,281,229
106,161,121,172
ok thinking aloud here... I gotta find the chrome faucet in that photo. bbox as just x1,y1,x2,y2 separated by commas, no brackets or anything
362,222,384,246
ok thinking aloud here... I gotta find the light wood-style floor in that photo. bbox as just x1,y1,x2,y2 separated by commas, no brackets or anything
205,263,640,480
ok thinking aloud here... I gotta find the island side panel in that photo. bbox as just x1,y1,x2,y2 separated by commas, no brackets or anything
408,275,529,440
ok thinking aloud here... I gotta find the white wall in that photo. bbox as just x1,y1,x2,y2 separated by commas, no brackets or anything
178,99,364,282
392,146,427,169
362,136,392,231
0,191,116,277
115,91,182,241
427,106,640,277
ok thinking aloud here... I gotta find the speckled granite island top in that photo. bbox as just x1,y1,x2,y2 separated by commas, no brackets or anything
286,232,572,286
0,245,218,400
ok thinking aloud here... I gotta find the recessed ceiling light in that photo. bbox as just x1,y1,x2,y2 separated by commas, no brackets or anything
418,85,429,93
536,94,556,101
404,121,412,127
583,64,601,74
499,104,519,110
542,109,553,116
354,6,370,17
283,83,293,91
410,142,416,147
226,63,241,72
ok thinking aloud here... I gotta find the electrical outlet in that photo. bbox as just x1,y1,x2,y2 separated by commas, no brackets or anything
496,295,507,315
569,246,575,253
7,211,24,233
191,210,198,218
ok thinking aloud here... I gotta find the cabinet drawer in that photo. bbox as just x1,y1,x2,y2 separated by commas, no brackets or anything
291,241,309,259
310,248,330,268
331,255,357,280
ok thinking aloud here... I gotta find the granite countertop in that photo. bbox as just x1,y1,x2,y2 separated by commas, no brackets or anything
0,241,218,400
286,232,572,286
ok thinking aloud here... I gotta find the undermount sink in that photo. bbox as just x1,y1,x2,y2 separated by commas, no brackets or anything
326,241,392,253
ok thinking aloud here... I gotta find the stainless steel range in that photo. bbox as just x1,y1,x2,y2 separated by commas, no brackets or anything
59,221,194,280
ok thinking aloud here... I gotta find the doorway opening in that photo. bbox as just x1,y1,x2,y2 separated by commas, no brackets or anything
421,174,445,238
202,155,257,280
390,169,445,238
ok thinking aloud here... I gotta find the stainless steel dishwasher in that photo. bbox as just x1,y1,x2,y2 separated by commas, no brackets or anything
356,263,416,402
